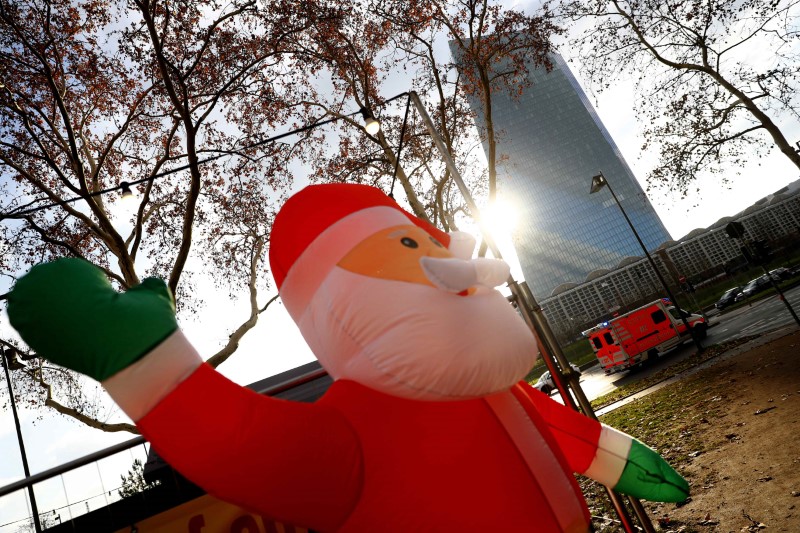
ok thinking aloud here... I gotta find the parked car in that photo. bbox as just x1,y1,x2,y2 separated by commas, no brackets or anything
533,363,582,395
769,267,791,281
715,286,742,310
740,275,772,299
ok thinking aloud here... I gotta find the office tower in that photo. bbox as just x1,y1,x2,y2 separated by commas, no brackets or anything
456,50,672,299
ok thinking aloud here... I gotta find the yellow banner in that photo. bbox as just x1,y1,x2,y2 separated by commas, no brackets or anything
114,494,308,533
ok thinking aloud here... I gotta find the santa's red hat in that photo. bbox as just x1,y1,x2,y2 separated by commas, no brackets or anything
269,183,449,317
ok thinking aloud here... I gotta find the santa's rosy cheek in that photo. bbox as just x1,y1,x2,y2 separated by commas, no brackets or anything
337,226,450,285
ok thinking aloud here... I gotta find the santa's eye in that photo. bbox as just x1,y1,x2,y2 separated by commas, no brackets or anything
429,236,443,248
400,237,419,248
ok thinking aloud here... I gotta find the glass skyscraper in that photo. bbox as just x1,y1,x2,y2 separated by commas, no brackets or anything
459,51,672,299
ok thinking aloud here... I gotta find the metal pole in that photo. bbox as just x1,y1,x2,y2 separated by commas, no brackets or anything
2,346,42,533
513,281,645,533
409,91,649,533
407,92,581,407
760,271,800,326
597,174,704,353
726,223,800,324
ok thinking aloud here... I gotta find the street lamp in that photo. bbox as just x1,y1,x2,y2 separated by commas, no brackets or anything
590,171,703,352
359,107,381,135
2,346,42,532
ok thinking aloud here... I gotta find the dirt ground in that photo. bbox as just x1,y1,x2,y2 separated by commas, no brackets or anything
637,327,800,532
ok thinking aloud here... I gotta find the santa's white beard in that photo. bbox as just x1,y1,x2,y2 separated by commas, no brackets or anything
296,267,539,401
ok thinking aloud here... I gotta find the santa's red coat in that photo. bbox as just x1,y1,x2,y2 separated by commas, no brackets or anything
139,363,599,532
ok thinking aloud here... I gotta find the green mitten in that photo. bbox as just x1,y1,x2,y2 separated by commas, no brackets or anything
7,258,178,381
614,439,690,502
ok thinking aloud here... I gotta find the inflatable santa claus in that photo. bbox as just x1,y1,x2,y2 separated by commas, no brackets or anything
8,183,688,532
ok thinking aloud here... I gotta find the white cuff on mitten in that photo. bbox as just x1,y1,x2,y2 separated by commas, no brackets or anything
102,330,202,422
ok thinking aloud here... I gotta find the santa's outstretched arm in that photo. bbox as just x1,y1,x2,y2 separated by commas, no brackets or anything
515,382,690,503
7,258,362,531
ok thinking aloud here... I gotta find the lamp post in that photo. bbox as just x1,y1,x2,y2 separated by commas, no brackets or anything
1,346,42,533
359,107,381,135
590,171,703,352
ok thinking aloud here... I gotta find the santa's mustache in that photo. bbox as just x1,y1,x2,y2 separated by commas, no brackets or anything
419,256,510,293
298,265,538,400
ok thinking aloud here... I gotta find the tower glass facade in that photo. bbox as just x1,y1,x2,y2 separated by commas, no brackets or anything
460,51,672,299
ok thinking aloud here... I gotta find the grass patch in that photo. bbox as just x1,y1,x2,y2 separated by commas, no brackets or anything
589,335,759,411
562,338,595,362
599,383,723,467
577,345,762,531
578,374,732,532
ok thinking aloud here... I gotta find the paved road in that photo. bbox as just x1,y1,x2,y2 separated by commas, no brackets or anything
554,284,800,403
708,283,800,341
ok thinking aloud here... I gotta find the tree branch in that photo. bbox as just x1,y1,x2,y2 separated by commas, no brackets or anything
205,238,274,368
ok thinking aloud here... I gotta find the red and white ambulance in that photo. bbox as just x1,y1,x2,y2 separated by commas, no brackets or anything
582,299,707,374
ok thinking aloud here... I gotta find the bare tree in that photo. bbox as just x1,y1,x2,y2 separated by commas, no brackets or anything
555,0,800,195
0,0,560,433
292,0,560,233
0,0,310,432
431,0,560,205
14,513,58,533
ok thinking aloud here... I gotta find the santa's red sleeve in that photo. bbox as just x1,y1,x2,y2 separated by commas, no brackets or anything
136,363,363,532
513,382,632,489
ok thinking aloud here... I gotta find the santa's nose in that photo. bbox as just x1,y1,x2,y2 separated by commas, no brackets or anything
419,256,510,293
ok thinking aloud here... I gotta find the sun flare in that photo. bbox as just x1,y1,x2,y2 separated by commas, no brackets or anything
481,198,519,237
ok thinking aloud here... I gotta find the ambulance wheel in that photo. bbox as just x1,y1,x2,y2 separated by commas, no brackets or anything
643,350,658,366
